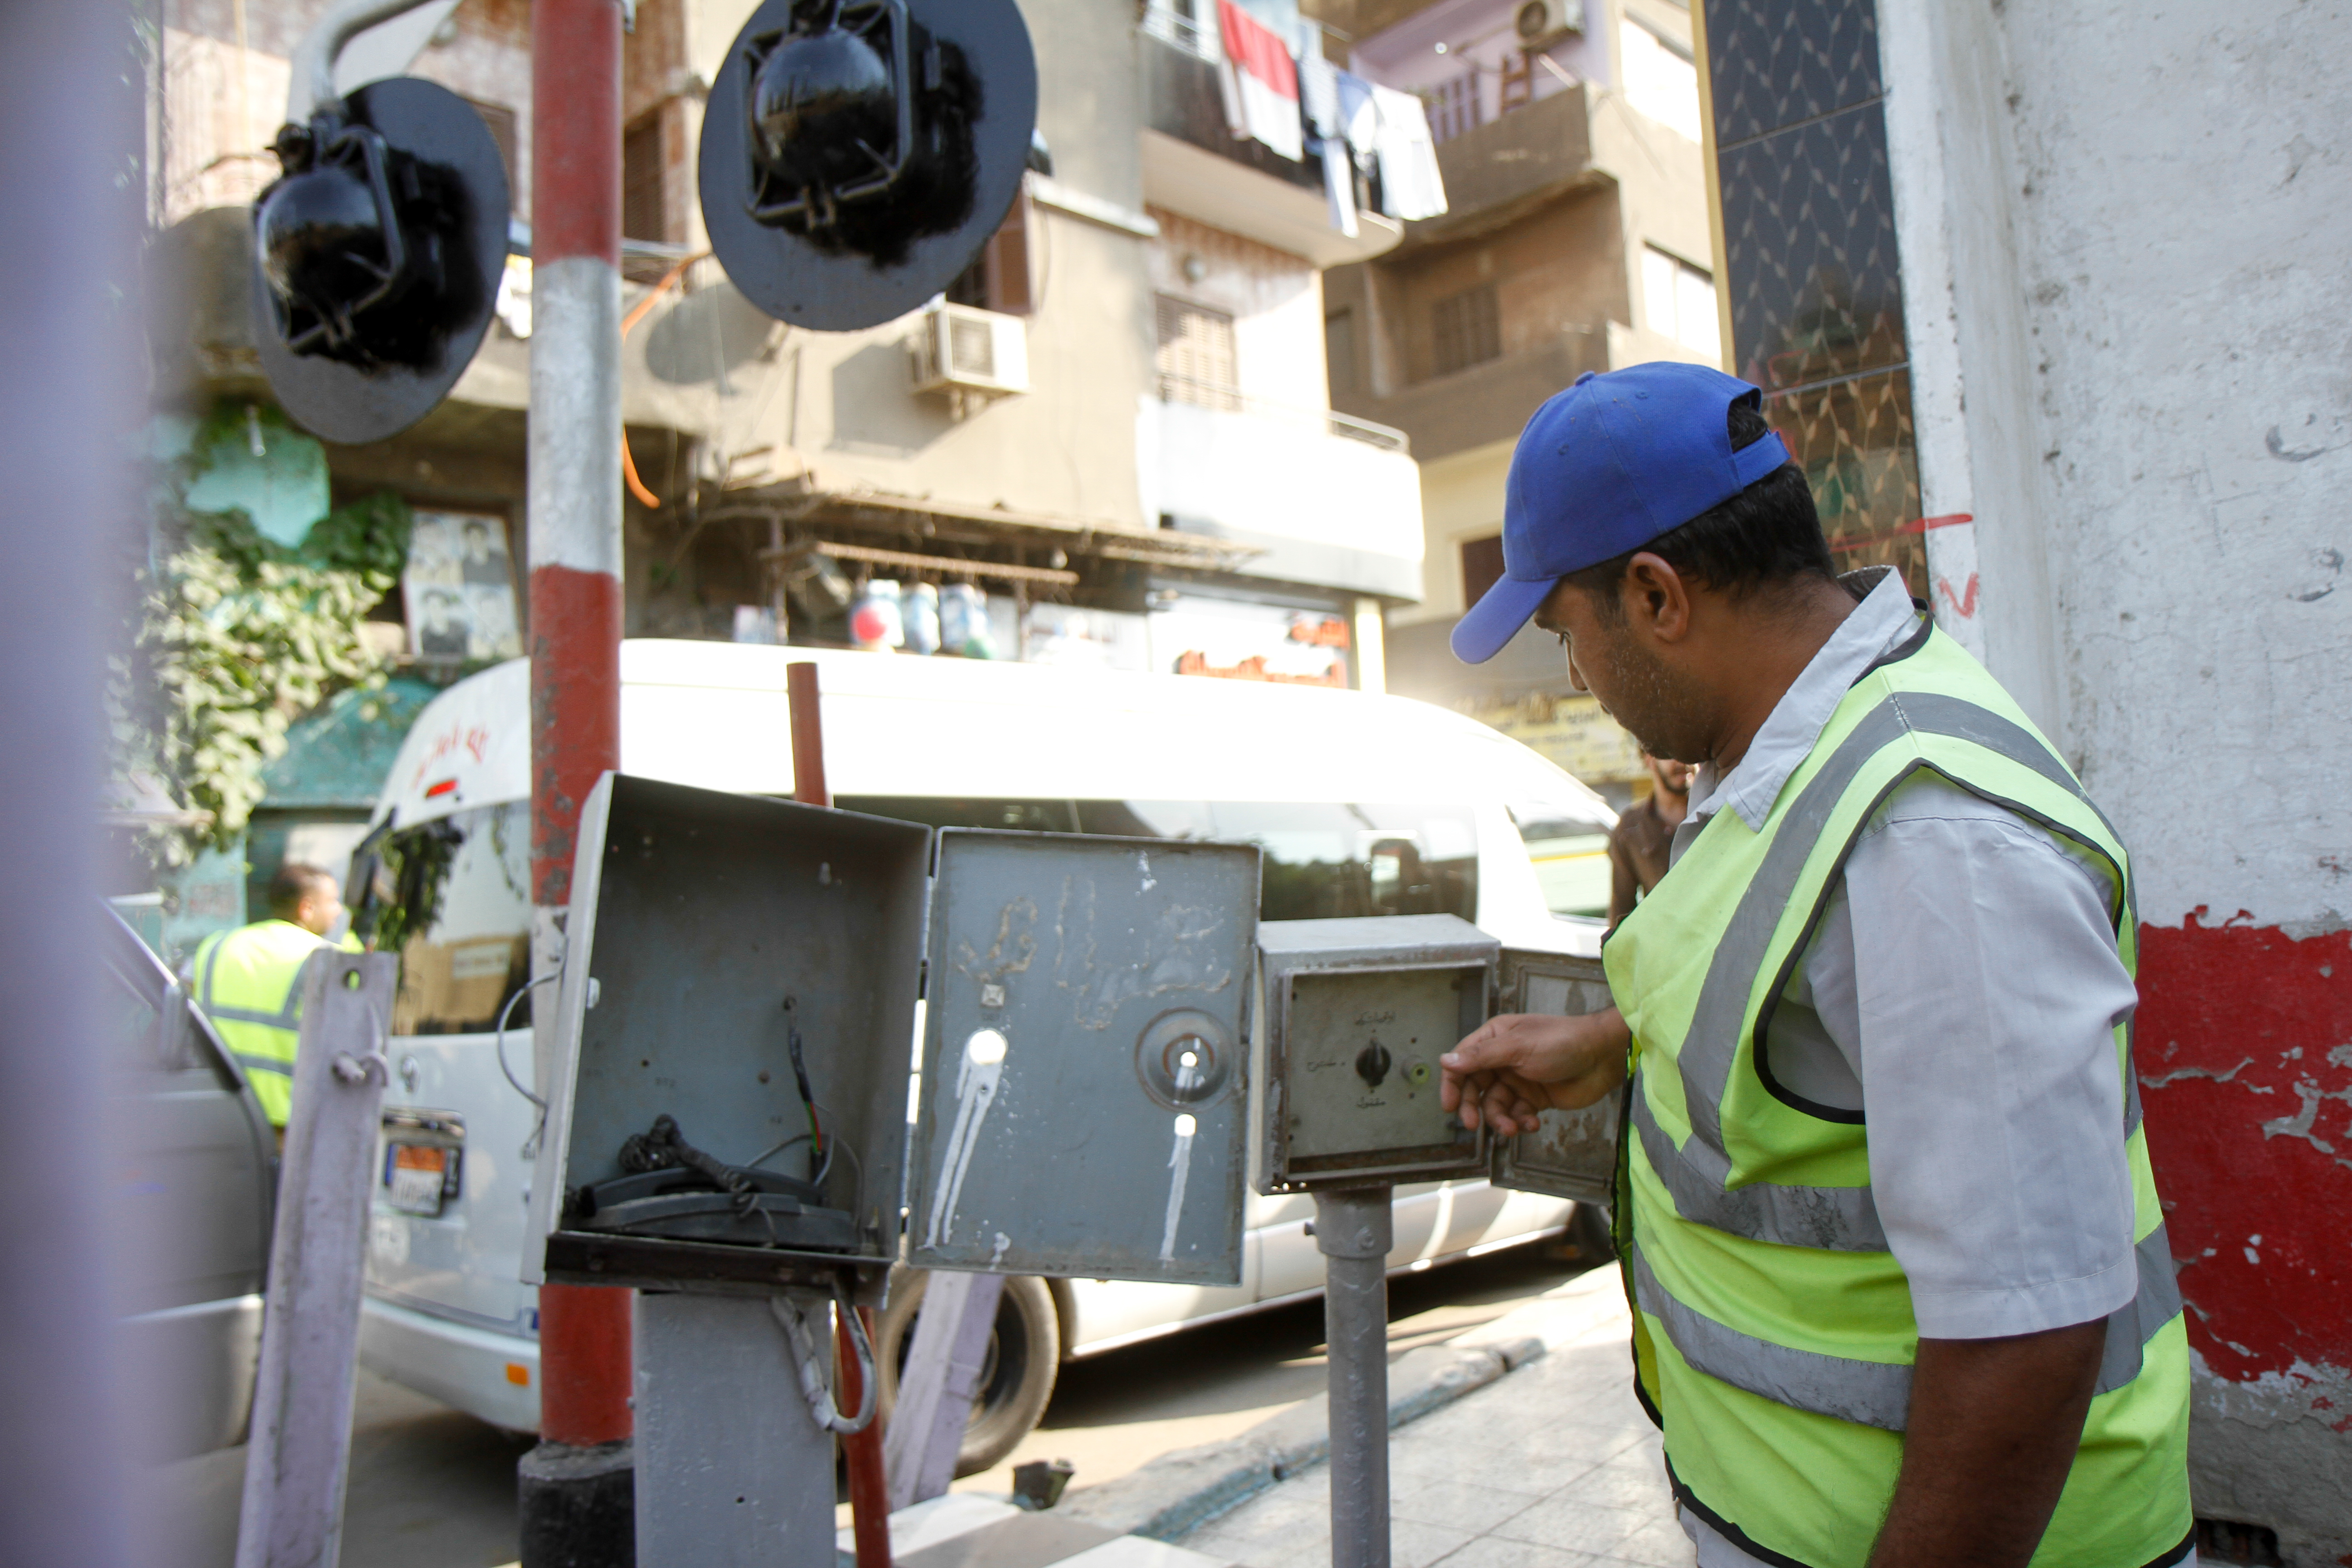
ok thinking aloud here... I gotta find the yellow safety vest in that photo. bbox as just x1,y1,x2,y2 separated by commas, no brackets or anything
190,920,356,1127
1605,617,2193,1568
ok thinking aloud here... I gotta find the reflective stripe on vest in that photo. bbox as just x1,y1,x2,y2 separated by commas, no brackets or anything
1646,689,2141,1253
1630,1226,2185,1432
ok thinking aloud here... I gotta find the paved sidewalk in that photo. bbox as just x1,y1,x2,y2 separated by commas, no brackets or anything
1172,1274,1691,1568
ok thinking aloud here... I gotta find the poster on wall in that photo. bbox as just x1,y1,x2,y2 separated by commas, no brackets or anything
404,511,522,662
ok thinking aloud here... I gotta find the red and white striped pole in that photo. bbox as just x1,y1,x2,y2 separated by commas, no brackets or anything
519,0,634,1561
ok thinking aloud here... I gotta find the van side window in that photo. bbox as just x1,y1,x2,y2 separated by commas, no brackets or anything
1201,802,1478,922
847,797,1478,923
1507,802,1614,922
379,803,533,1035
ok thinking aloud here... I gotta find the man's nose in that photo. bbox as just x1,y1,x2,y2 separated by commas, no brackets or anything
1566,652,1589,693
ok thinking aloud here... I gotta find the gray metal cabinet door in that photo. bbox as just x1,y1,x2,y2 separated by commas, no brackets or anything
907,830,1259,1286
1488,950,1618,1205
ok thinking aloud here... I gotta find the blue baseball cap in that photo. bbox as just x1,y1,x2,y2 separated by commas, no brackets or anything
1450,363,1793,664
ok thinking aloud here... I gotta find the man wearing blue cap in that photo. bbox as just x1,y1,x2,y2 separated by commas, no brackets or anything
1440,364,2191,1568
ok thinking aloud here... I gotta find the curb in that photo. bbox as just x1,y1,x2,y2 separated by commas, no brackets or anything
1056,1268,1619,1544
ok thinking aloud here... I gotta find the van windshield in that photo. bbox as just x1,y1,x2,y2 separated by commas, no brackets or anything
375,802,534,1035
835,797,1479,922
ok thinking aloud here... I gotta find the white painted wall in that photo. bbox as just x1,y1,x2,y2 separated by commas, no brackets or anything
1881,0,2352,931
1137,397,1424,570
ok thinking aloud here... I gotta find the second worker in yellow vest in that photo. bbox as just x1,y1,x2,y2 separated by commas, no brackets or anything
1439,363,2190,1568
188,860,361,1127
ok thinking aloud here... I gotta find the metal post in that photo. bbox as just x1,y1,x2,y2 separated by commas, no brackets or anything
235,952,400,1568
883,1271,1009,1510
632,1293,837,1566
785,661,895,1567
787,661,829,807
520,0,634,1562
1316,1186,1394,1568
0,10,138,1561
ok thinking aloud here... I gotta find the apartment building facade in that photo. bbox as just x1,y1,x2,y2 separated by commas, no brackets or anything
1312,0,1717,804
148,0,1418,703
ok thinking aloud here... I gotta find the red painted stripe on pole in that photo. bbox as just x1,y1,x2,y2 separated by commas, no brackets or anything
529,564,622,908
537,1283,634,1446
531,0,621,267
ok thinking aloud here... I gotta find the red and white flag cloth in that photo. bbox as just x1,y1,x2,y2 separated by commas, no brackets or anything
1216,0,1303,162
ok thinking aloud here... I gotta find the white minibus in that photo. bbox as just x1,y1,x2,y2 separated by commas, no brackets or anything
357,641,1615,1470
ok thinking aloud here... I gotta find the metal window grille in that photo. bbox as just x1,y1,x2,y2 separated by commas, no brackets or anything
1156,295,1241,411
1431,284,1501,377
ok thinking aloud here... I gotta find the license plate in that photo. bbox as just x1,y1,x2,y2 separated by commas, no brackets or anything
386,1142,451,1216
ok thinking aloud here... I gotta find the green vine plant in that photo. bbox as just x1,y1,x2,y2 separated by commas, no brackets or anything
117,402,414,872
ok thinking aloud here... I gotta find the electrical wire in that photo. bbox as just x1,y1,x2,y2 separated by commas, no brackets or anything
494,973,556,1112
773,1284,878,1435
783,994,822,1181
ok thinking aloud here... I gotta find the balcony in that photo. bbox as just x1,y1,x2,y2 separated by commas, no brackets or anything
1333,326,1611,464
1138,384,1423,601
1406,83,1599,245
1138,29,1401,267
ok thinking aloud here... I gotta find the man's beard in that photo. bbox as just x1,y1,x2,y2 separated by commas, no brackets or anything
1588,629,1706,765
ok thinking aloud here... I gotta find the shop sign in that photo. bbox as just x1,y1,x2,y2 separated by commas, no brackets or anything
1153,598,1351,687
1473,692,1646,783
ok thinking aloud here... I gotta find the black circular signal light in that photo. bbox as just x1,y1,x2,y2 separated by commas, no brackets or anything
249,78,511,446
702,0,1038,330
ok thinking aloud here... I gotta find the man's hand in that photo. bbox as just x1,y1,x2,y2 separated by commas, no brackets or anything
1868,1320,2107,1568
1440,1008,1631,1137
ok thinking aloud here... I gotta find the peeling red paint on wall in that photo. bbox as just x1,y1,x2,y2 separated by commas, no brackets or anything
2135,912,2352,1383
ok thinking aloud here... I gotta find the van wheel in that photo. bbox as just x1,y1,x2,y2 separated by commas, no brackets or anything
874,1270,1059,1478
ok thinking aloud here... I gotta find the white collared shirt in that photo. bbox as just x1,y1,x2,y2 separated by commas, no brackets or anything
1663,570,2145,1565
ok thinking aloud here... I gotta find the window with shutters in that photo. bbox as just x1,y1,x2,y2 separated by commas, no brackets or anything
1460,533,1506,612
622,110,668,244
1431,284,1501,377
466,99,519,213
944,191,1034,315
1428,71,1483,143
1156,295,1240,411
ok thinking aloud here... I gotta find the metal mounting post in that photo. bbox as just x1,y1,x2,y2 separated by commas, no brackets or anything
235,951,399,1568
1316,1186,1394,1568
632,1292,839,1566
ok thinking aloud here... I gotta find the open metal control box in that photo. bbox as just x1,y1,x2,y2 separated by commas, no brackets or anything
905,829,1260,1287
1488,947,1618,1203
1255,915,1497,1192
524,774,930,1301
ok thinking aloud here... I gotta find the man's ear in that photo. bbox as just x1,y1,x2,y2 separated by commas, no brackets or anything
1621,552,1694,644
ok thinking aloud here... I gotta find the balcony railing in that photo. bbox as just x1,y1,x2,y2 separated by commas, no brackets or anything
1158,372,1411,453
1140,3,1215,59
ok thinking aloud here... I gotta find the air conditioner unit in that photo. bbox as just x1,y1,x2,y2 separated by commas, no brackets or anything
1513,0,1585,47
910,302,1030,398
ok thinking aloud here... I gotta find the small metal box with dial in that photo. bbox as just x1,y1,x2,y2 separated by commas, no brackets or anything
1489,947,1618,1204
1256,915,1497,1192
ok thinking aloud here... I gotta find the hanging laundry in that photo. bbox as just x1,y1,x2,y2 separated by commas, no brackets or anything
1369,83,1447,221
1216,0,1304,162
1296,52,1357,237
1335,69,1383,215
